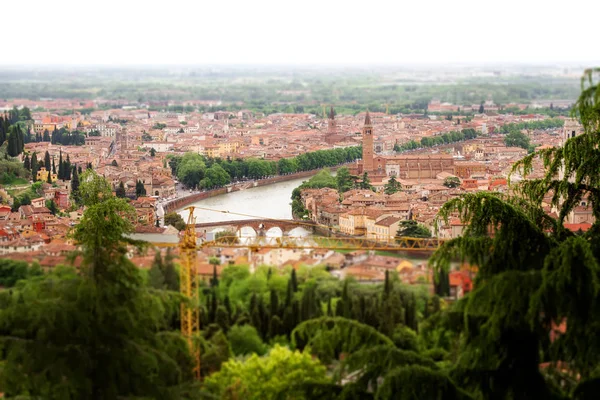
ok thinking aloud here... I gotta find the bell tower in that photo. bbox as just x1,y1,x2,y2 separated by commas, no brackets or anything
327,106,336,135
362,110,374,173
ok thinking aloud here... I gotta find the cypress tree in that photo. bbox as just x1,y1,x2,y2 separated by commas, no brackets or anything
383,270,391,298
23,154,30,170
0,115,5,144
7,131,18,157
434,269,450,297
44,151,51,172
269,289,279,319
147,258,165,289
162,248,179,291
31,152,38,182
116,182,126,198
71,167,80,201
65,155,72,180
210,265,219,287
290,269,298,292
52,157,56,174
215,305,230,333
224,295,232,321
47,171,52,184
58,151,63,180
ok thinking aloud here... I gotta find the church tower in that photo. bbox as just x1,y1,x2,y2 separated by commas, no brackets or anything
327,106,336,135
325,106,338,145
362,110,374,173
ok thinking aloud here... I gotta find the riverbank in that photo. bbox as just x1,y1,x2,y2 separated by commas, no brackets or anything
164,163,352,214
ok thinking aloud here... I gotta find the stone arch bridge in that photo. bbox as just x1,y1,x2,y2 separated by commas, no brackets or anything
195,219,315,237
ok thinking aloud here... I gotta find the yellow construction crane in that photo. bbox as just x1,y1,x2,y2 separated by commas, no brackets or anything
321,104,327,119
384,103,390,115
204,235,442,252
179,206,201,379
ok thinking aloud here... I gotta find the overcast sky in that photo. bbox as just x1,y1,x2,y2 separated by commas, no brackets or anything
4,0,599,66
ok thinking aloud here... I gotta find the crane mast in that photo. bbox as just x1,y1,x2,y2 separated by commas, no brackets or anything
179,206,200,379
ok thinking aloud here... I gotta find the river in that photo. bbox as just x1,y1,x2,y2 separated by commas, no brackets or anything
175,176,433,265
177,176,310,224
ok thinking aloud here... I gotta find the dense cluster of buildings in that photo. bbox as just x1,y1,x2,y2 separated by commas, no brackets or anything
0,98,590,298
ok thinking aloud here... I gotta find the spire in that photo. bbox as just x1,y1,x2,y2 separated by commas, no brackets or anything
329,106,335,120
364,110,372,126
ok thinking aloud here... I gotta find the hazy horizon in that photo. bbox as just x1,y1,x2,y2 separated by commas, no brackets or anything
4,0,599,66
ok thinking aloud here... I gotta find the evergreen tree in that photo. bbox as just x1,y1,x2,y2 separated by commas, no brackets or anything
44,151,51,172
31,152,38,182
384,175,402,195
360,172,373,190
0,115,6,145
479,102,485,113
23,154,30,170
52,157,56,174
148,252,166,289
0,171,197,398
116,181,126,198
7,131,18,157
46,170,52,184
136,180,147,198
210,264,219,287
434,269,450,297
58,151,63,180
71,167,80,203
290,269,298,293
45,199,58,215
162,248,179,291
64,155,71,180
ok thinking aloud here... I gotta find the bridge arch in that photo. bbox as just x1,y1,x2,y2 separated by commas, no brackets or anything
265,226,284,237
237,226,258,237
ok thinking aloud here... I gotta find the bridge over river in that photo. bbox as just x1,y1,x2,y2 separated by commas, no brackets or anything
195,218,315,237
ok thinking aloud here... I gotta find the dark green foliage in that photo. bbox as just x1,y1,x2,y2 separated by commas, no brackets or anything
396,220,432,238
384,175,402,194
175,146,361,189
148,251,166,289
342,346,438,393
227,324,267,356
162,249,179,291
426,70,600,400
336,166,354,193
46,199,58,215
443,176,461,188
504,129,531,149
0,173,197,399
44,151,51,171
0,259,42,287
115,181,126,198
396,128,480,151
291,317,394,363
50,127,86,146
136,180,146,197
71,166,80,203
376,365,470,400
165,212,186,231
